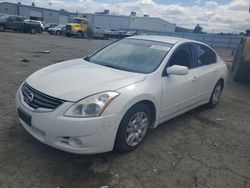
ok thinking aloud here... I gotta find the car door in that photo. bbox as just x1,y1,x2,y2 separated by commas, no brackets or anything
160,44,200,121
6,16,15,29
193,44,218,102
14,16,24,31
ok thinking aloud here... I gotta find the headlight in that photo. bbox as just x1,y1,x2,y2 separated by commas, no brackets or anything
64,91,120,118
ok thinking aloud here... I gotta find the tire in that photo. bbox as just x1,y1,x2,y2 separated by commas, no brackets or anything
76,31,83,38
30,28,36,34
83,32,87,39
114,103,151,152
207,81,223,108
0,25,5,32
56,31,61,35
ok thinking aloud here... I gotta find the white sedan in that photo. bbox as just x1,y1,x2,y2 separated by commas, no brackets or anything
16,36,228,154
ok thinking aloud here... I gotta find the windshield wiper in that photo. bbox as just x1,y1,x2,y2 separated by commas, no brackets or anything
84,56,91,62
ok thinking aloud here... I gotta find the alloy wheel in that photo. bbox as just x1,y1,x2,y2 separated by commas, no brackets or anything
125,111,149,147
212,84,222,104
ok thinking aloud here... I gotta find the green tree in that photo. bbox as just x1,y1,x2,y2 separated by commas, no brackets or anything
193,24,203,34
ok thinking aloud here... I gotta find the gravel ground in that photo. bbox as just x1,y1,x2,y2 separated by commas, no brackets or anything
0,32,250,188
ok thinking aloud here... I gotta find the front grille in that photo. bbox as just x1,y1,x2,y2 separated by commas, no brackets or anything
21,83,64,110
66,25,71,31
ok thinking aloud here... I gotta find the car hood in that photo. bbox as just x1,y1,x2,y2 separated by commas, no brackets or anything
67,23,80,27
26,58,146,102
48,28,59,31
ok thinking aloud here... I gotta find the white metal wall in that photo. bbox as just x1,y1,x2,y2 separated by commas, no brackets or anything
59,15,68,24
163,32,242,49
89,14,130,30
130,17,176,33
30,10,42,18
84,13,176,32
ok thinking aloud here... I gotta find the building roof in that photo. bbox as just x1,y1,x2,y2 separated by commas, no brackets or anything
0,2,77,15
129,35,191,44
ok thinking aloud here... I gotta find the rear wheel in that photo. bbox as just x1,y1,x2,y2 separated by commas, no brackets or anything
30,28,36,34
114,103,151,152
0,25,5,32
83,32,87,39
207,81,223,108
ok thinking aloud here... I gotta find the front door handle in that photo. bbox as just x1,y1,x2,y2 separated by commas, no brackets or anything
215,69,220,74
192,76,199,82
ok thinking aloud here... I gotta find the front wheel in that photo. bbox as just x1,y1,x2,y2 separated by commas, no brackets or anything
207,81,223,108
76,31,83,38
114,103,151,152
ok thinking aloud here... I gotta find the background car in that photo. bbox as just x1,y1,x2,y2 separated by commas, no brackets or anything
35,20,45,31
24,20,45,33
0,15,42,34
47,25,66,35
45,23,59,31
16,36,228,154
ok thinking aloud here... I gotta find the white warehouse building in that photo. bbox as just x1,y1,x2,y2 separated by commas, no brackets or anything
84,13,176,33
0,2,176,33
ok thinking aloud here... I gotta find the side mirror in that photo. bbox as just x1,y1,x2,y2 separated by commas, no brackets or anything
166,65,188,75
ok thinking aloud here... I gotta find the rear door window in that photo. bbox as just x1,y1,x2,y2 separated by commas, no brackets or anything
194,44,217,67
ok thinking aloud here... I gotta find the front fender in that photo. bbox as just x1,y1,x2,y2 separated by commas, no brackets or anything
103,80,162,127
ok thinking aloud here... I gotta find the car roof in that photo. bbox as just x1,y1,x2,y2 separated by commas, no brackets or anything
7,15,24,18
128,35,192,45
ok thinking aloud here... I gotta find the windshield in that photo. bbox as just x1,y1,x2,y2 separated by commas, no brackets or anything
88,39,172,74
73,19,85,24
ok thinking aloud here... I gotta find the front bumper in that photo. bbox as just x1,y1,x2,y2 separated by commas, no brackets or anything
66,30,77,36
16,88,121,154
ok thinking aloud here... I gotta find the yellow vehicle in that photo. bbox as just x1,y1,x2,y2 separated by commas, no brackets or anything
65,17,88,38
232,37,250,82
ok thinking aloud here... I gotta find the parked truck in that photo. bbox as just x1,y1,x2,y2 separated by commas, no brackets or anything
232,37,250,82
65,17,89,38
0,15,42,34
